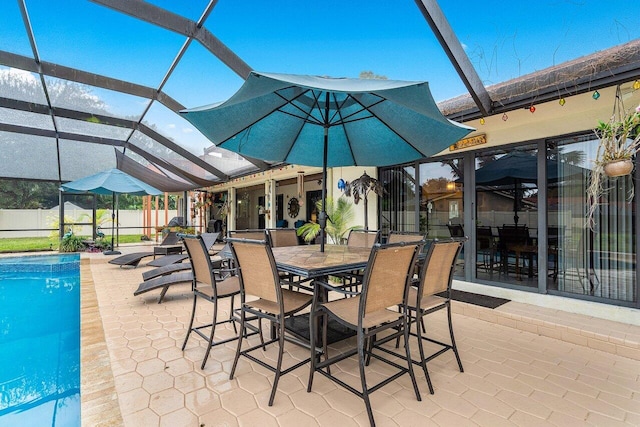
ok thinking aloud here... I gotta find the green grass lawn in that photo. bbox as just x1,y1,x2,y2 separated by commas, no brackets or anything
0,235,146,253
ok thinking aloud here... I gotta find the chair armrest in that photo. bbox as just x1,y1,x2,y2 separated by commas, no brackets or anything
314,279,361,296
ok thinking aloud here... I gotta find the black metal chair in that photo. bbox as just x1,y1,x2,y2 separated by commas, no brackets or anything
335,229,381,293
447,223,465,238
228,237,313,406
497,225,531,275
476,226,497,272
181,235,245,369
266,228,313,292
307,241,423,427
384,238,466,394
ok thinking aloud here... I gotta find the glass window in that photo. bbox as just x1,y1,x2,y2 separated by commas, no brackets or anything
548,136,636,303
379,165,416,239
475,146,538,288
419,159,463,240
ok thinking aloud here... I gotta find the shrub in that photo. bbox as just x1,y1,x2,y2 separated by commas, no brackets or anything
59,233,86,252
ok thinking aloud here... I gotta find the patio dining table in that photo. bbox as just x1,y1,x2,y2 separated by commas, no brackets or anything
271,244,372,279
271,244,373,345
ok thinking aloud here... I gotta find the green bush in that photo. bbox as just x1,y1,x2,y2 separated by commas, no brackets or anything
59,234,86,252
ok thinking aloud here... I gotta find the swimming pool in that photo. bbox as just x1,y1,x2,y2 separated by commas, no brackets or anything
0,254,80,427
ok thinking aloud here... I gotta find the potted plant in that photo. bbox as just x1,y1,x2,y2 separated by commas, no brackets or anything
587,96,640,230
297,196,357,245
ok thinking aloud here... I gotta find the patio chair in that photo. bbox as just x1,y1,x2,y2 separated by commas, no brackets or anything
387,230,425,244
181,235,244,369
388,230,427,278
228,229,267,240
152,231,183,257
135,234,229,304
476,226,497,272
267,228,313,291
307,241,423,427
497,225,531,275
108,231,183,268
228,237,313,406
447,223,465,238
390,238,465,394
334,229,380,293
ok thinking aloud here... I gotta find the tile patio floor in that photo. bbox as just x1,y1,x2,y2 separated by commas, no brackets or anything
81,247,640,427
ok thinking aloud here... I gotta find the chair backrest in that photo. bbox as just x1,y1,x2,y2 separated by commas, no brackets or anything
360,242,421,317
161,231,181,245
497,224,530,248
447,224,465,237
228,238,281,304
228,229,268,241
547,226,564,248
416,239,464,300
183,235,217,289
387,231,424,244
476,226,493,250
199,232,219,250
347,229,380,248
267,228,299,248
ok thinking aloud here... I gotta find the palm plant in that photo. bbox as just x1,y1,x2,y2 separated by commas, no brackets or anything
297,196,357,244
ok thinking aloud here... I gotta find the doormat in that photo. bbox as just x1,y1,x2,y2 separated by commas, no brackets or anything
437,290,510,309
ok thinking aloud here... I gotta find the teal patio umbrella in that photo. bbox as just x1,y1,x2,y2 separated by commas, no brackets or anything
60,168,162,255
181,72,474,251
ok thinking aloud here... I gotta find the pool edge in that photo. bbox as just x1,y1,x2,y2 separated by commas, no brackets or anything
80,257,124,426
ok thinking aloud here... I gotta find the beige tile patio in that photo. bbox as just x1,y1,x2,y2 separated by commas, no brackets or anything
81,248,640,426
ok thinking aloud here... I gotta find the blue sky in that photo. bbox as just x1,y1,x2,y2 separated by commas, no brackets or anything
1,1,639,151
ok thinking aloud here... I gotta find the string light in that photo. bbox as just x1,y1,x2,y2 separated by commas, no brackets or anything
479,117,485,125
529,105,536,113
502,113,508,121
592,90,600,100
559,98,566,106
634,80,640,90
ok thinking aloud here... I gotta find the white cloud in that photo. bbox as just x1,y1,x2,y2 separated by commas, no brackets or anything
461,42,468,51
182,128,193,133
167,123,176,129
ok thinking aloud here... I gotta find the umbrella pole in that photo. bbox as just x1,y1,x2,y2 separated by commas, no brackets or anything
317,92,332,252
319,126,329,252
104,191,121,255
514,181,520,226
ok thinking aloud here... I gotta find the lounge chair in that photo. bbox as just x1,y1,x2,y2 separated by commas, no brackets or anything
110,232,219,269
134,271,193,303
134,233,227,303
146,253,189,267
142,262,192,281
108,231,182,268
107,251,155,268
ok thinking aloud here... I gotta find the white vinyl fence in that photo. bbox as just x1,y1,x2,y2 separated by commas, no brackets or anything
0,206,179,239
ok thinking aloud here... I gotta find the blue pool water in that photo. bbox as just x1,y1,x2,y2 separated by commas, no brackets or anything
0,254,81,427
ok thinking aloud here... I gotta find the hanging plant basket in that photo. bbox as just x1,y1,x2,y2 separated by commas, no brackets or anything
603,159,634,177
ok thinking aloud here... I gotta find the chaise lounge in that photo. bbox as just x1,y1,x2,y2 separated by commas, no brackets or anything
108,231,185,268
134,233,226,302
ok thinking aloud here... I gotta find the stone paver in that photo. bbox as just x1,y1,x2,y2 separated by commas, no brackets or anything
81,247,640,426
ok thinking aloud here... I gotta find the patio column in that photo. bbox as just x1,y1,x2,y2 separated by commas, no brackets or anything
228,188,236,233
265,179,275,228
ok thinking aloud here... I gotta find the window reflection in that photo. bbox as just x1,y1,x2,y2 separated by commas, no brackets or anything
475,147,538,287
549,137,636,302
